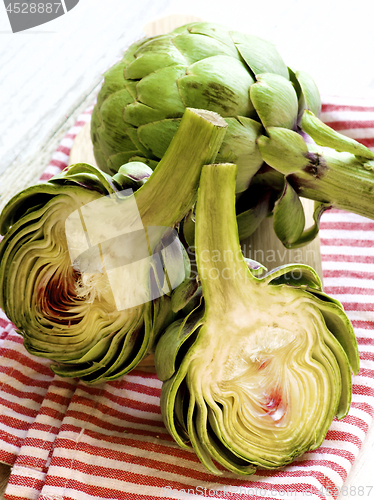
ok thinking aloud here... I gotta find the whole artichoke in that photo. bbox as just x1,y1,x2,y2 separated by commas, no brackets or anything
91,22,275,193
91,22,374,247
155,162,359,474
0,108,227,383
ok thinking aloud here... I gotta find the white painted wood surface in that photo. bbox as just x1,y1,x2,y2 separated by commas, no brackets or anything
1,2,374,498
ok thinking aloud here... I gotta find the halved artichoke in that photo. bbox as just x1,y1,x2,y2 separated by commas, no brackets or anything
91,21,374,247
155,162,359,474
0,108,227,383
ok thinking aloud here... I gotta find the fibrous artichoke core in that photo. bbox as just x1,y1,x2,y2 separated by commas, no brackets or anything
155,163,359,475
74,270,112,304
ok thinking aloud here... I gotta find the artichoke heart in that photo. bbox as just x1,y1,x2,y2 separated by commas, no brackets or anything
0,108,227,383
155,163,359,475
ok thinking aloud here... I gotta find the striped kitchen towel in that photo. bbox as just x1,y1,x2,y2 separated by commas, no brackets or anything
0,95,374,500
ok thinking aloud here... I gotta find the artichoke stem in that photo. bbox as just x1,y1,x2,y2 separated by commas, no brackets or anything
287,151,374,219
195,163,257,310
258,127,374,219
135,108,227,227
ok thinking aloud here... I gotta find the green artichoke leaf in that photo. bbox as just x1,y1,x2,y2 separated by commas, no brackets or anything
250,73,299,129
0,108,227,383
257,126,310,174
216,117,263,193
125,50,187,80
302,110,374,159
50,306,149,382
263,263,323,289
137,118,181,159
170,378,190,440
181,208,196,248
243,257,267,277
155,306,204,382
170,275,200,314
186,22,236,49
247,163,285,192
188,385,256,475
288,67,302,99
124,125,158,160
133,34,177,56
160,375,191,448
111,161,153,190
288,67,321,122
230,31,289,79
96,60,128,109
152,229,191,298
95,89,137,158
173,32,240,64
281,201,330,249
123,79,138,100
236,190,271,240
92,148,108,172
205,406,258,475
121,35,148,66
0,183,60,234
178,55,256,118
187,391,217,472
304,288,344,307
295,70,321,118
91,106,105,169
273,180,306,248
155,161,358,474
272,180,329,249
124,65,187,127
107,152,146,175
315,299,360,376
52,162,119,194
299,292,358,418
322,331,352,419
126,156,159,171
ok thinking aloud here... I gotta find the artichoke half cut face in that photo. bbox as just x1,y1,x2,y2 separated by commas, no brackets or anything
155,163,359,475
0,108,227,383
0,164,165,383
